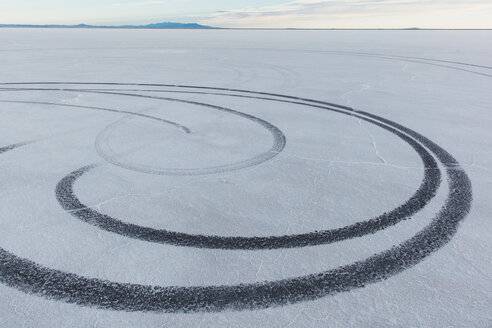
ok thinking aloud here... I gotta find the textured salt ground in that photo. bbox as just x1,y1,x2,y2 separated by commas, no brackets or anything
0,29,490,327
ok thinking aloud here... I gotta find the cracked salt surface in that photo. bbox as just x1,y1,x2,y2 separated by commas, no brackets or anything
0,29,491,327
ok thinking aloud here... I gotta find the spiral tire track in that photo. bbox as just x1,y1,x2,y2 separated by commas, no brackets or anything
0,91,286,176
0,83,472,313
54,86,441,249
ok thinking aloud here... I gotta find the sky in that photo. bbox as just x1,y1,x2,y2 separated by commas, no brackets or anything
1,0,491,28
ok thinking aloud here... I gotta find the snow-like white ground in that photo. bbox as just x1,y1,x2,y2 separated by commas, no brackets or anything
0,29,491,327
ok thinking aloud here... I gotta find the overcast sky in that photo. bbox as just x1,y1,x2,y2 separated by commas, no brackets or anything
1,0,491,28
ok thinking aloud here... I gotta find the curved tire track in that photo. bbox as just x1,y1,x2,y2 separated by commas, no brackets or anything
0,90,286,176
0,83,472,313
55,87,441,249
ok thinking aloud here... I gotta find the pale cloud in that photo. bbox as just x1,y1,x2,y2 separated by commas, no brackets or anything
200,0,492,28
112,0,176,7
0,0,489,28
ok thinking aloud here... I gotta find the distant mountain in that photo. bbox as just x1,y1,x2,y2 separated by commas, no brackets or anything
0,22,216,29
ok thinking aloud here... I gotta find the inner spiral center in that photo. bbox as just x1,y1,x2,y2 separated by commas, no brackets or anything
94,97,285,176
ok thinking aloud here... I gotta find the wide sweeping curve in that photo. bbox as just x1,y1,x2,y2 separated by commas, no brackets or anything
53,87,441,250
0,83,472,313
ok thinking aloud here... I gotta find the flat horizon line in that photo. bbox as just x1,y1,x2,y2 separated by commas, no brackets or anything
0,26,490,30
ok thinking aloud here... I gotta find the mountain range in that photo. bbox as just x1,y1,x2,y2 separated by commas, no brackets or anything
0,22,216,29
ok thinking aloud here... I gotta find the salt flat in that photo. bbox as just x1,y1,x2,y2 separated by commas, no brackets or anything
0,29,490,327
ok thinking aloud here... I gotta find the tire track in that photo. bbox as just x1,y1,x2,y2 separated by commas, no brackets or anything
0,89,286,176
0,83,472,313
55,86,441,249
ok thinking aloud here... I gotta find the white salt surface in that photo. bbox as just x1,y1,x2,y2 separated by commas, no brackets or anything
0,29,490,327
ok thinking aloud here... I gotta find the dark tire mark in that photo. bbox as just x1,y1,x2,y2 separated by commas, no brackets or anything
0,142,30,154
55,93,441,249
0,82,356,112
0,83,472,313
0,91,286,176
92,92,286,176
0,99,190,133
